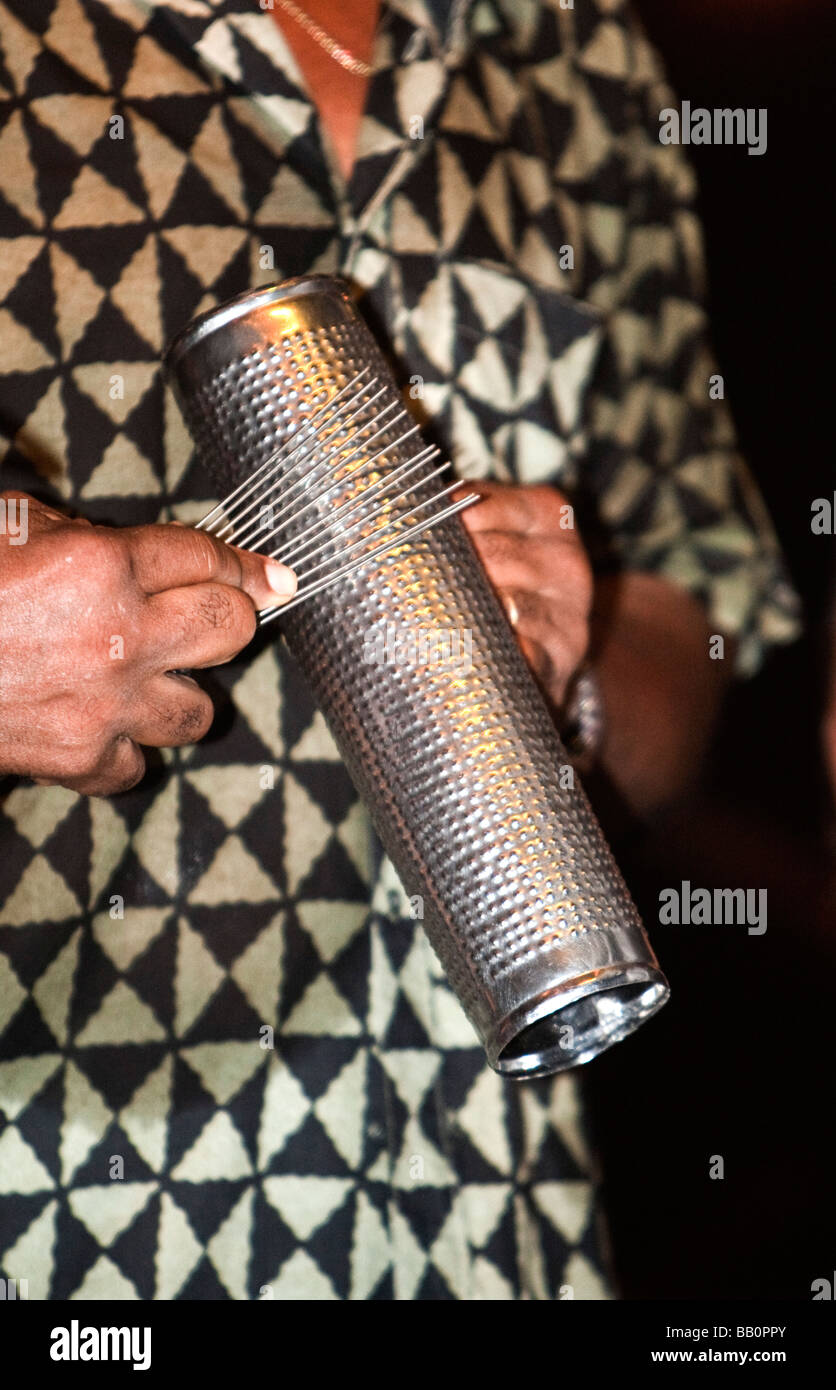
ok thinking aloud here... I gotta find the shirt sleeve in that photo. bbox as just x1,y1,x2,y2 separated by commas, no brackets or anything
576,12,801,676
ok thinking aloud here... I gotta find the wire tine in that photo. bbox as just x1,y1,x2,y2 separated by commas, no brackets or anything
285,473,465,589
231,387,402,544
204,382,365,539
198,437,304,536
215,378,388,543
272,440,437,566
253,434,429,565
196,370,369,533
229,391,398,548
207,373,382,540
231,398,411,550
227,384,395,547
259,428,429,562
276,452,447,570
207,417,323,540
261,483,475,620
259,493,479,624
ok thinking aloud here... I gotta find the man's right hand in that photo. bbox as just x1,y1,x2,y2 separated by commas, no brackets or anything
0,492,296,796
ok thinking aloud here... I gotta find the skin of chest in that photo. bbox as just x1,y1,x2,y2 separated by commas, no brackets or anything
266,0,381,182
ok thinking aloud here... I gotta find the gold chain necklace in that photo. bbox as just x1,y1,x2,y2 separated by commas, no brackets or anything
273,0,374,77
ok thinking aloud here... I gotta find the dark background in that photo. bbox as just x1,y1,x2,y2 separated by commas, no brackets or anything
583,0,836,1300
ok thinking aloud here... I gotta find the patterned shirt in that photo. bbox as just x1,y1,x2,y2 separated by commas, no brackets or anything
0,0,799,1300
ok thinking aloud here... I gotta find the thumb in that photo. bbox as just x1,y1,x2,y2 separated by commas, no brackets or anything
230,543,297,611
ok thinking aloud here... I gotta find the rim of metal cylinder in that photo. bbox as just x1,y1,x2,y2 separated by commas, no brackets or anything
165,275,354,366
489,964,670,1078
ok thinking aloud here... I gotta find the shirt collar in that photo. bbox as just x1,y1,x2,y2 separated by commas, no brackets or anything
140,1,471,65
131,1,501,238
382,0,469,59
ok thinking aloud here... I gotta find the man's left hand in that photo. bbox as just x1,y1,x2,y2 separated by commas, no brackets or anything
459,480,592,708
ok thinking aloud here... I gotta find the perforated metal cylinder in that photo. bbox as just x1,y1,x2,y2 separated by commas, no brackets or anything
165,277,669,1077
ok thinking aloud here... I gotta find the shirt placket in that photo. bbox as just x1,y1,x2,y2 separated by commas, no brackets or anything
341,0,474,268
151,1,475,280
151,0,341,220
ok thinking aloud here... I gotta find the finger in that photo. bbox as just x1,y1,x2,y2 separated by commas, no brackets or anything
470,531,592,620
459,482,571,537
128,674,214,748
512,629,576,706
496,586,554,636
125,524,296,609
0,491,72,536
499,583,586,667
61,736,146,798
142,582,258,670
516,632,551,682
467,529,567,598
455,481,510,534
456,480,532,535
500,621,559,691
231,543,296,610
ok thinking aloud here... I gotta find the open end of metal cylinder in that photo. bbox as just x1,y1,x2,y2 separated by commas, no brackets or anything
494,972,669,1078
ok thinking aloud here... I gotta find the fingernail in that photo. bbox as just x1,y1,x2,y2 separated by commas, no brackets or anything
265,560,297,598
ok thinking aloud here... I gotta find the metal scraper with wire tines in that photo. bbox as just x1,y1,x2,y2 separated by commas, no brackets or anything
194,367,479,621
